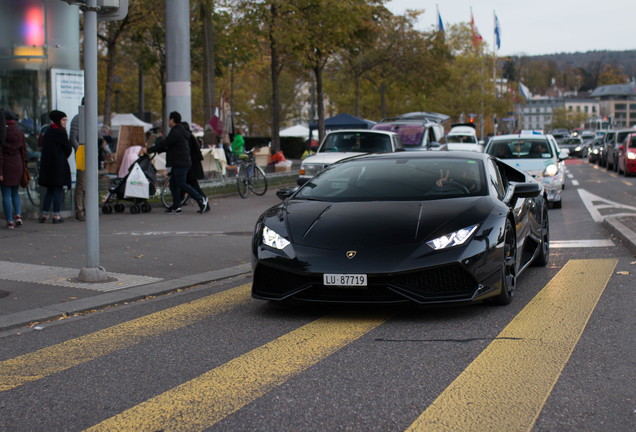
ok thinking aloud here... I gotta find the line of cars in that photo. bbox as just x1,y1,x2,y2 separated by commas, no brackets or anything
250,115,557,308
589,127,636,176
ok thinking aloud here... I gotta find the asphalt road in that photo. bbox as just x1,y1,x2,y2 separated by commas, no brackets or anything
0,160,635,431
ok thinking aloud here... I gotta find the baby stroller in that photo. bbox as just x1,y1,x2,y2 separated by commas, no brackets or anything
102,153,157,214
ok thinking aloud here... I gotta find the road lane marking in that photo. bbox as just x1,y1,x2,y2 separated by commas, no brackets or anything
578,188,636,222
86,314,389,432
0,284,253,392
551,239,614,248
406,258,617,432
621,180,633,186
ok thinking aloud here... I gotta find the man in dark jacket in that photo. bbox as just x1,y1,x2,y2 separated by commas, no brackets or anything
145,111,208,214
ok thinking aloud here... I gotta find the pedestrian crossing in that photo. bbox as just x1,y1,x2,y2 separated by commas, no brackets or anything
0,259,619,431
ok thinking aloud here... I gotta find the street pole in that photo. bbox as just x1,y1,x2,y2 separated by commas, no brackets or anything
79,0,108,282
165,0,191,126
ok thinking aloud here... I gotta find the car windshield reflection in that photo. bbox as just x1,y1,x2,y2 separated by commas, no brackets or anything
487,139,554,159
297,158,486,202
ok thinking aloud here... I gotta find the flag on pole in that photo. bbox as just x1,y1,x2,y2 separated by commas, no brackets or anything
470,8,482,47
437,5,444,33
494,13,501,50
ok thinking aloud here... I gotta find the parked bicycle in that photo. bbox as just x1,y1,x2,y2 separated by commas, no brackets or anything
236,148,268,198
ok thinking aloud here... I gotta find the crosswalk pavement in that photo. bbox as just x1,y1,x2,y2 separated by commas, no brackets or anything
0,259,619,431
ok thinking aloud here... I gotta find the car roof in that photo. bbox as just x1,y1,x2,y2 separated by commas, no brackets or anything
489,133,549,140
348,150,491,162
324,129,399,138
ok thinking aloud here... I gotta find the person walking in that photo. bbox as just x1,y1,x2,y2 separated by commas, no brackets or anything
38,110,72,223
145,111,208,214
70,99,86,221
182,122,210,213
0,110,27,229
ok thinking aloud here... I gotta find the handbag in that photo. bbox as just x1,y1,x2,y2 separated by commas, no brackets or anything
20,166,31,188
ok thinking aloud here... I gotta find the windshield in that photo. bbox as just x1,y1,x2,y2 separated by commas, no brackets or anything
296,158,486,202
487,138,554,159
319,132,392,153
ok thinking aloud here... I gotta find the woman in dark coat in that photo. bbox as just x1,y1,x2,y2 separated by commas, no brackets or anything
0,110,27,229
38,110,72,223
182,122,209,212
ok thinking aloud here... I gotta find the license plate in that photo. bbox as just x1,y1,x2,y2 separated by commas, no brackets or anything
323,274,367,287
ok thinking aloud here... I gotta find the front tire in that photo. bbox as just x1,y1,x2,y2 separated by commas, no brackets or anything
533,200,550,267
492,219,516,305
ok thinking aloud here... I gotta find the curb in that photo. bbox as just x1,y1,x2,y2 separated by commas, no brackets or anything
0,263,251,332
603,216,636,255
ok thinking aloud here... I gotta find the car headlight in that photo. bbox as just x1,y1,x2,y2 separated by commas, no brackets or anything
262,226,290,250
427,224,479,250
543,164,558,177
300,164,323,177
574,146,582,152
628,152,636,160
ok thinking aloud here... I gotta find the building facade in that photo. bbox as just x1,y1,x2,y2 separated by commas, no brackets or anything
591,82,636,128
0,0,81,151
516,98,564,132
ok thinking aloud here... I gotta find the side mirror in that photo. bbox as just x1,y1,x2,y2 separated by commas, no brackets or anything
512,182,541,198
429,141,441,148
558,150,568,161
276,187,298,200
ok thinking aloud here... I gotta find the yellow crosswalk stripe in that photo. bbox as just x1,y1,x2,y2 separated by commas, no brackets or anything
86,314,389,432
0,284,253,392
406,258,617,432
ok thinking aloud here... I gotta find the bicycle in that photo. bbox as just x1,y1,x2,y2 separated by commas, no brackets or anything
159,173,190,209
25,154,41,207
236,148,268,198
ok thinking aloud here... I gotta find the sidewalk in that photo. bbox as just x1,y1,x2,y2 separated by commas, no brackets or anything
1,173,635,333
0,168,300,332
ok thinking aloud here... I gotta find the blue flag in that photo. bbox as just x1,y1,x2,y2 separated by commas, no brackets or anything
437,7,444,32
494,13,501,50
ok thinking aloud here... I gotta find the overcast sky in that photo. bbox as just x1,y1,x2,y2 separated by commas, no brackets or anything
385,0,634,57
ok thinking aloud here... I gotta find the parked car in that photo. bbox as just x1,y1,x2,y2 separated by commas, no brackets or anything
606,128,636,171
253,151,548,306
599,130,616,167
485,133,566,208
617,132,636,176
372,118,445,152
441,123,482,152
297,129,403,186
587,136,604,163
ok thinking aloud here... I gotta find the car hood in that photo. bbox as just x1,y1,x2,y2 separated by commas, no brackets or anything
302,152,365,165
283,197,488,250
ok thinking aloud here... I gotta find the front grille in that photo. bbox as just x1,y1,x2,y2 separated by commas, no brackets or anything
252,264,317,299
384,265,478,301
253,263,479,303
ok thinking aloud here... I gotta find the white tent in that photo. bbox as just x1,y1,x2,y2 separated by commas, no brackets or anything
280,124,317,140
110,113,153,136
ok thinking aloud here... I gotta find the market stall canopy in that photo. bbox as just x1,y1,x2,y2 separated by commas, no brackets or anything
279,124,318,140
110,113,153,136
